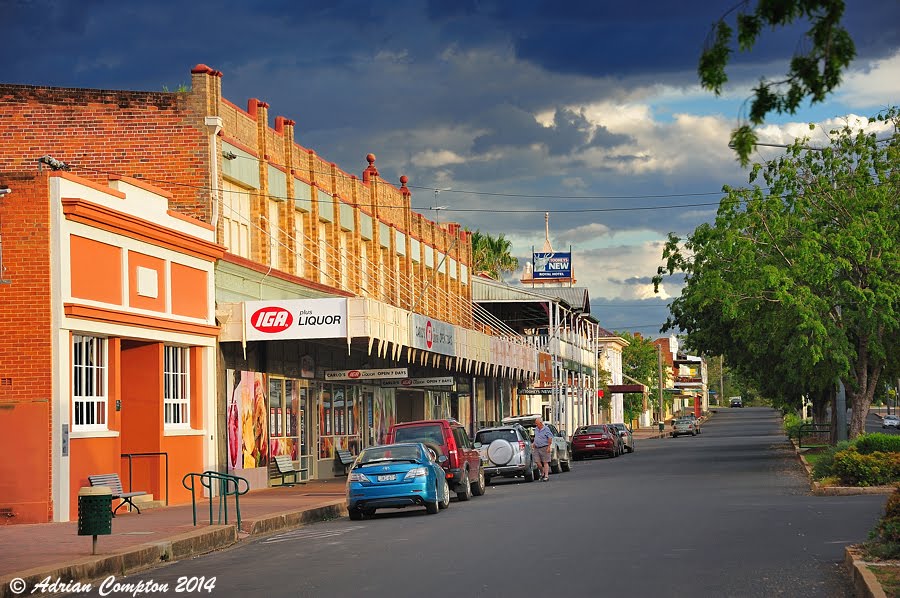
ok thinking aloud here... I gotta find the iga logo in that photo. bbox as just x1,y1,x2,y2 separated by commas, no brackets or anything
348,370,361,379
250,307,293,333
425,320,433,349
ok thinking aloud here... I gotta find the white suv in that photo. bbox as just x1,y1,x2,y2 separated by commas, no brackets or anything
474,425,540,484
501,415,572,474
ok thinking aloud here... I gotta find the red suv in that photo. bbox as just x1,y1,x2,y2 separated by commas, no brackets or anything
386,419,486,501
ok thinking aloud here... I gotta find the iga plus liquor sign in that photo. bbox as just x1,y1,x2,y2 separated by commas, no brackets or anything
410,314,455,357
244,298,348,341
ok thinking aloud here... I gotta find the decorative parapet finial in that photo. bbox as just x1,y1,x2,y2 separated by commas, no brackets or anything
399,175,410,197
363,153,379,183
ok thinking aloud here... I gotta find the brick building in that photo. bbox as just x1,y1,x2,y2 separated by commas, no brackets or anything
0,65,539,522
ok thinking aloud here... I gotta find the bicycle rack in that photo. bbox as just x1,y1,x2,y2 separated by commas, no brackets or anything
182,471,249,528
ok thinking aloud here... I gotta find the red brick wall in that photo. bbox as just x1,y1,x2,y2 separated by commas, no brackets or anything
0,172,53,523
0,85,209,221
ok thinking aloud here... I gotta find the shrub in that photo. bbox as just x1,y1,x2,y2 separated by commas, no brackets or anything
811,440,852,479
832,449,900,487
885,489,900,519
854,433,900,455
783,413,809,440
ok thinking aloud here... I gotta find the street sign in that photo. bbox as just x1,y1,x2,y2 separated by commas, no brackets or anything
519,387,554,395
324,368,408,381
381,377,455,388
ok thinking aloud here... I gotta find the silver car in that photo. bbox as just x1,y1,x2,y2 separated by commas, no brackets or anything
474,425,539,484
883,415,900,429
672,418,697,437
609,423,634,453
501,415,572,473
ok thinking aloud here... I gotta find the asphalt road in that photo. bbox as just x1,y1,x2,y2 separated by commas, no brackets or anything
76,408,888,598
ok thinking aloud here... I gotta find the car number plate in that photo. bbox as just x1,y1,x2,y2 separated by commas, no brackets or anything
377,474,397,482
585,443,595,447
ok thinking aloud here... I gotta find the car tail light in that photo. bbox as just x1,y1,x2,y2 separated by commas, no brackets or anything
348,472,370,483
518,441,526,452
446,431,459,469
403,467,428,480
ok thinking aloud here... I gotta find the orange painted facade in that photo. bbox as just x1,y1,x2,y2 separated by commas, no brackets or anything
0,168,222,523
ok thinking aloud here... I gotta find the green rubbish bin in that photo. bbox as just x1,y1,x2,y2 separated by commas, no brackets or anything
658,422,665,433
78,486,112,539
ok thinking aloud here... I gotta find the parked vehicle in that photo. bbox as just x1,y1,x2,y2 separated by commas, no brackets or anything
501,415,572,473
678,413,701,435
883,415,900,429
609,423,634,453
386,419,486,501
671,418,697,437
346,443,451,520
571,425,619,459
474,425,539,484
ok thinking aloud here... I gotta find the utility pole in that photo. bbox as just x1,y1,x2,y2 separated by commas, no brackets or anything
657,345,665,438
719,355,724,408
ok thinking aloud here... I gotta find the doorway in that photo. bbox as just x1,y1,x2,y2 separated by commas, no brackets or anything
395,389,425,423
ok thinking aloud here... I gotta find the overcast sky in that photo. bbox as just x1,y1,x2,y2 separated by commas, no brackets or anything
3,0,898,337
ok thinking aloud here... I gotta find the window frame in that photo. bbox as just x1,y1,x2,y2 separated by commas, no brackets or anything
163,345,191,429
72,334,108,432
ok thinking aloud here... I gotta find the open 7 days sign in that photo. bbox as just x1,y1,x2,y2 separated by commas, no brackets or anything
244,298,348,341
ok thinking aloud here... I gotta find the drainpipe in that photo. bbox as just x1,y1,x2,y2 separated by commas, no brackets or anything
205,116,224,229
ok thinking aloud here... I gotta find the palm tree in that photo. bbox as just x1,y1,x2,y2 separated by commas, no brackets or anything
471,230,518,280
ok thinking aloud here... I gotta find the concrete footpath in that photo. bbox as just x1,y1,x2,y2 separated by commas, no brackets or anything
0,422,691,597
0,479,348,598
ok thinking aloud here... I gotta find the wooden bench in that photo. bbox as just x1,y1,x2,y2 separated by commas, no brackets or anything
272,455,307,486
335,449,355,475
88,473,147,516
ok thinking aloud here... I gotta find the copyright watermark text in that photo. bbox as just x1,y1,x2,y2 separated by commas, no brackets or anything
8,575,217,595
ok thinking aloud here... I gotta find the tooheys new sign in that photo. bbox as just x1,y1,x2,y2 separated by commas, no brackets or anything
244,298,348,341
410,314,455,357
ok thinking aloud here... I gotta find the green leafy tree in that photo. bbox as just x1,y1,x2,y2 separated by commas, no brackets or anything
617,331,661,421
699,0,856,166
470,230,519,280
655,108,900,439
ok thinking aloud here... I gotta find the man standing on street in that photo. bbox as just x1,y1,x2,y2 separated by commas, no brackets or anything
532,416,554,482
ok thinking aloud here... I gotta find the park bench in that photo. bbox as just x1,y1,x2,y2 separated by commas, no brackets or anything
88,473,147,516
335,449,355,475
272,454,307,486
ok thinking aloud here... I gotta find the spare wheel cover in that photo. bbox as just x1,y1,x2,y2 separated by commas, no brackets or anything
487,439,514,465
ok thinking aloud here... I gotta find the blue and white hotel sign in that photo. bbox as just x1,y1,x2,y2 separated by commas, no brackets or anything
533,252,572,279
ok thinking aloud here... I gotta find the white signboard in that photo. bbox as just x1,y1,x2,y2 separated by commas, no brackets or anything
244,298,348,341
380,377,455,388
410,314,456,357
324,368,409,381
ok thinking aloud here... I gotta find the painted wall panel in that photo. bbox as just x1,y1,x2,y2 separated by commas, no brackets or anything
70,235,122,305
222,142,260,189
171,263,209,319
127,252,166,312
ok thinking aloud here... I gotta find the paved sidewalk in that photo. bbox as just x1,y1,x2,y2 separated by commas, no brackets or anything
0,479,348,598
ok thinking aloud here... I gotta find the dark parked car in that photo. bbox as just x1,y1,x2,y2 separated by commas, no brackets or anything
609,423,634,453
571,424,620,459
475,424,539,483
387,419,486,501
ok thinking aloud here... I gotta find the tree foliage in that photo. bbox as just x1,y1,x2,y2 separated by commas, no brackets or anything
470,230,519,280
655,108,900,439
617,331,661,421
699,0,856,165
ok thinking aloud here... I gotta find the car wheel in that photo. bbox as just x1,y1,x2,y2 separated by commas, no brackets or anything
472,467,486,496
524,462,535,482
629,444,635,453
561,456,571,472
349,508,363,521
550,451,562,474
457,470,472,501
438,480,450,509
484,475,493,486
426,484,440,514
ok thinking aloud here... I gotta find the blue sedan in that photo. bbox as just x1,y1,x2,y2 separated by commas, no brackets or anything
346,443,450,520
